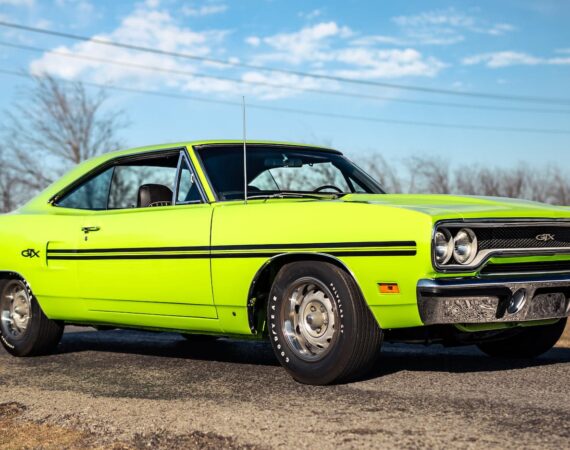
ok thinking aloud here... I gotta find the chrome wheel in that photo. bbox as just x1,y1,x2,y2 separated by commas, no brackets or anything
1,281,32,338
282,277,339,361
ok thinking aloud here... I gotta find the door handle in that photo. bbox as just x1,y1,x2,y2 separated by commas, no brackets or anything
82,226,100,233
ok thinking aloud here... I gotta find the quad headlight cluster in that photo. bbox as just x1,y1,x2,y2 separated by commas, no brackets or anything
434,227,478,266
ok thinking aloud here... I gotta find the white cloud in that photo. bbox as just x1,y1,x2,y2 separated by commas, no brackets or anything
181,4,227,17
486,23,516,35
240,71,337,100
332,48,446,79
252,22,353,65
30,5,229,92
245,36,261,47
29,10,446,102
298,9,322,20
250,22,445,79
357,8,516,47
350,35,407,46
462,51,570,68
0,0,34,6
393,10,475,28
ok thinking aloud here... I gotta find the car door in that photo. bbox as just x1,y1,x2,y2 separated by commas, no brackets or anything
58,149,216,326
41,168,117,320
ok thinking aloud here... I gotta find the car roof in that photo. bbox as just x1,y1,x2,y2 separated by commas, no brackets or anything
103,140,342,160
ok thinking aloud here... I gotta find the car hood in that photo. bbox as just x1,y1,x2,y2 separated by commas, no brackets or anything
340,193,570,220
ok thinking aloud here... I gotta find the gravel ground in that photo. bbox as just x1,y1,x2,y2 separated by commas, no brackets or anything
1,326,569,449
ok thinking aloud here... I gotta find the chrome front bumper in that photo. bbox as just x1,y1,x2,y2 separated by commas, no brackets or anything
417,275,570,325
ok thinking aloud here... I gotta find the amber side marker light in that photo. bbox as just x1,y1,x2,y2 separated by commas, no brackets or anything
378,283,400,294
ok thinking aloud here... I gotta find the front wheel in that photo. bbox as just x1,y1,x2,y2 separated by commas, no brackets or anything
0,278,64,356
267,261,383,385
477,318,567,358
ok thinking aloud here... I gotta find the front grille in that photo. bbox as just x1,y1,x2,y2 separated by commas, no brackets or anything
475,226,570,250
481,260,570,275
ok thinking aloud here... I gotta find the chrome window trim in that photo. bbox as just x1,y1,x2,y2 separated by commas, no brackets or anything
175,150,207,205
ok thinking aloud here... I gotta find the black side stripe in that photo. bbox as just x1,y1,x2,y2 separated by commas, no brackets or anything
46,250,416,260
46,241,416,255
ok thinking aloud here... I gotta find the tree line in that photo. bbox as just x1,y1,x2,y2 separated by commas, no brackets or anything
357,154,569,206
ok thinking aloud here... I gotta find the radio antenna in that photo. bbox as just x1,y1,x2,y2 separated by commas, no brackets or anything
242,95,248,204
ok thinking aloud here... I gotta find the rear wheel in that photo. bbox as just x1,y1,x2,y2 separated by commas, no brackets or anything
0,278,64,356
267,261,383,385
477,318,567,358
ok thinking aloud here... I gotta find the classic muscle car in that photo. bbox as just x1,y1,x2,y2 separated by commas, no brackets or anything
1,140,569,384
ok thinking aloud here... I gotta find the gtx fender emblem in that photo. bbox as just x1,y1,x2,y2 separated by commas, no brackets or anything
21,249,40,258
535,233,555,242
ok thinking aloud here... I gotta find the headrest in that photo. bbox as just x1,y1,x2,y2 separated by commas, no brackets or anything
137,184,173,207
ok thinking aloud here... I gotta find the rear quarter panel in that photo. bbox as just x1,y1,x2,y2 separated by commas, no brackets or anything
0,210,83,317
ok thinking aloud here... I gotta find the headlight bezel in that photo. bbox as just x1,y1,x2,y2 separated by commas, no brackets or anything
434,228,453,265
432,223,480,271
452,228,478,265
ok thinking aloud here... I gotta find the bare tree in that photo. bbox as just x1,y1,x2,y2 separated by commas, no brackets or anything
355,154,402,193
0,75,128,211
352,153,570,206
404,155,452,194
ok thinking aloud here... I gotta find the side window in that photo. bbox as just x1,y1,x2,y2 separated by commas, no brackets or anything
57,151,181,210
176,156,201,203
108,163,177,209
57,167,114,210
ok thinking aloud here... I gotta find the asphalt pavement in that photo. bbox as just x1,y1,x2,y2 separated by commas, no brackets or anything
0,327,569,449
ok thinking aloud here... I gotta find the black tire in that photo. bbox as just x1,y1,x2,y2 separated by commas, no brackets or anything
477,318,567,358
267,261,383,385
0,278,64,357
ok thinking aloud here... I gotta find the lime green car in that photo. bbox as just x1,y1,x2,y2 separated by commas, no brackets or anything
1,141,569,384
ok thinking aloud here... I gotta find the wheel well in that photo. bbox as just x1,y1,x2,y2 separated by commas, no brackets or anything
247,253,357,335
0,271,23,282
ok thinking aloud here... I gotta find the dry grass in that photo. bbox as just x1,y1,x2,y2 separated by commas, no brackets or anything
0,403,97,450
0,402,261,450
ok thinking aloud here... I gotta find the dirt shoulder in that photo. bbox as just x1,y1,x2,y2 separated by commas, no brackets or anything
0,402,262,450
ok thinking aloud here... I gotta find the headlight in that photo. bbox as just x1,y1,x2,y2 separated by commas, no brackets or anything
453,228,478,264
434,229,453,264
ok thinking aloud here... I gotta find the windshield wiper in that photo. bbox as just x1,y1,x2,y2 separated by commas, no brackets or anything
246,192,342,200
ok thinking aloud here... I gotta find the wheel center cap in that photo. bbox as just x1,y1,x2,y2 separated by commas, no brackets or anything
10,294,30,330
306,313,325,330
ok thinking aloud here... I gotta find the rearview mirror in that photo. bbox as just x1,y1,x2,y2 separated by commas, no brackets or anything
264,158,303,168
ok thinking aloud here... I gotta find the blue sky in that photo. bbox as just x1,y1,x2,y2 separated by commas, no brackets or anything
0,0,569,168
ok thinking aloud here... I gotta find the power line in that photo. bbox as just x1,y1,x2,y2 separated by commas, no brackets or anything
2,68,569,136
2,40,570,116
1,19,570,106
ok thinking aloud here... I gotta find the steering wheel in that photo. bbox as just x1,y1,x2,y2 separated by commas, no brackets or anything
313,185,344,193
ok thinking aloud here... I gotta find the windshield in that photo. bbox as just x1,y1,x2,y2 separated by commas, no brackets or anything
195,145,384,201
